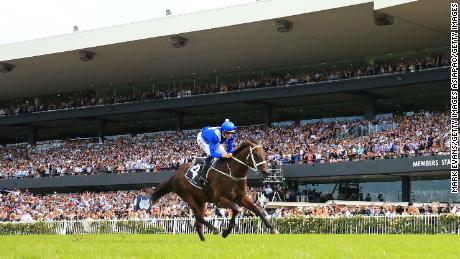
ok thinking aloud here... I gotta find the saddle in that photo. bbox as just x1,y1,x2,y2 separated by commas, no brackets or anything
185,157,212,189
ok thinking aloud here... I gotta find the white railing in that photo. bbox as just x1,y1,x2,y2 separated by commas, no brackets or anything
0,215,458,235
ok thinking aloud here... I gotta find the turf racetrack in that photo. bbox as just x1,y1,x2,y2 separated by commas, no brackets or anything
0,234,458,258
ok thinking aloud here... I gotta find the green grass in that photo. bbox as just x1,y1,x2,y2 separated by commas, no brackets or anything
0,234,458,259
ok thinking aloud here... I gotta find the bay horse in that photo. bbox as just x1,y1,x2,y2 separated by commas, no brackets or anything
150,139,278,241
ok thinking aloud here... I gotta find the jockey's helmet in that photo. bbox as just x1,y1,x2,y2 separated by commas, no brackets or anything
221,119,236,133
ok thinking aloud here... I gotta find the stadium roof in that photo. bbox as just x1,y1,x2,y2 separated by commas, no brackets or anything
0,0,449,100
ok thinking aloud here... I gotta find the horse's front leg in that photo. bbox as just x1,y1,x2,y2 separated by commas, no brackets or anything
216,197,239,238
239,195,279,234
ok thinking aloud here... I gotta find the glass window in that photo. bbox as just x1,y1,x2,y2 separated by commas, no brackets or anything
359,181,402,202
411,179,460,203
300,181,402,202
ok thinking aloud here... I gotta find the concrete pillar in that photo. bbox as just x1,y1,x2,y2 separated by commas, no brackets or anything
27,126,38,145
364,94,376,120
402,177,411,202
175,112,184,131
264,103,272,127
98,119,106,141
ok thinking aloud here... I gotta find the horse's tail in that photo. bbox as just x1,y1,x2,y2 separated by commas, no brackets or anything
150,178,173,203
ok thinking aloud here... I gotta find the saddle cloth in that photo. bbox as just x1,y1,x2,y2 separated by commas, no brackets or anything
185,157,209,189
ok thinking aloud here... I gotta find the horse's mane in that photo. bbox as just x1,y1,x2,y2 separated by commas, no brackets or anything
232,139,258,156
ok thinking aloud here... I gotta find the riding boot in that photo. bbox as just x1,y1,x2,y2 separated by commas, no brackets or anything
199,156,213,184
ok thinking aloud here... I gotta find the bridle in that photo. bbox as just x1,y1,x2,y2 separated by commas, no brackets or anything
209,144,268,181
232,145,267,175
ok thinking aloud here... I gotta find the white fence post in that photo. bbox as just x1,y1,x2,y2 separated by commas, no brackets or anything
1,215,459,235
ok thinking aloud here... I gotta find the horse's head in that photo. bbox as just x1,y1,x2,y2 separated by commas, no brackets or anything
244,139,270,176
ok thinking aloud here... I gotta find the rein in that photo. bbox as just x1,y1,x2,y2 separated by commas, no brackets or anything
209,164,247,181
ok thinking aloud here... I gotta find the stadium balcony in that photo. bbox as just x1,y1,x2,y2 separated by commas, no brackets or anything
0,52,449,119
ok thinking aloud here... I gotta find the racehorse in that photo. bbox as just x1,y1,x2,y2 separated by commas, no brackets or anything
150,139,279,241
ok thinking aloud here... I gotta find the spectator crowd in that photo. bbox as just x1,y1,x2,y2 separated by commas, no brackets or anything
0,188,458,223
0,111,450,179
268,201,460,218
0,53,449,117
0,188,265,222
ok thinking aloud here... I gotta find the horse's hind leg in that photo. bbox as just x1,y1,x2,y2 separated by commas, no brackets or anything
195,202,206,241
194,202,220,236
182,196,220,240
216,197,239,238
239,195,279,234
195,221,205,241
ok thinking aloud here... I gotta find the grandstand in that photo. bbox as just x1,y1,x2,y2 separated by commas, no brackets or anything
0,0,458,225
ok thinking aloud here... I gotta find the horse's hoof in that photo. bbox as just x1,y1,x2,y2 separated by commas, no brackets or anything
200,238,206,242
270,229,279,234
222,230,229,238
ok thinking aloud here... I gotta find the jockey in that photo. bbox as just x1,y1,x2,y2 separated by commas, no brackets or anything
196,119,236,183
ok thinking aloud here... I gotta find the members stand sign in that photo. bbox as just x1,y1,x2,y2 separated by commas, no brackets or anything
412,158,451,168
